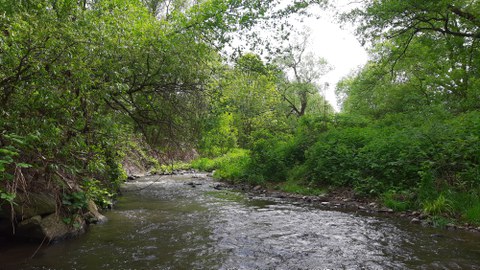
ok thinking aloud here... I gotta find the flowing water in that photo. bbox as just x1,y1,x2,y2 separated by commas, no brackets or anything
1,174,480,269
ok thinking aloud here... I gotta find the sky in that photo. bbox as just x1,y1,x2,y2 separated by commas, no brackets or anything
298,0,369,110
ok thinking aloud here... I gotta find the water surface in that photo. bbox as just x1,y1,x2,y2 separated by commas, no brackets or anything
1,174,480,269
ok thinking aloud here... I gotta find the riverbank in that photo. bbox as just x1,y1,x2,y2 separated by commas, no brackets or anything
172,170,480,234
188,146,480,233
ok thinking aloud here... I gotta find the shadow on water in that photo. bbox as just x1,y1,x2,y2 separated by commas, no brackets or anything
1,174,480,269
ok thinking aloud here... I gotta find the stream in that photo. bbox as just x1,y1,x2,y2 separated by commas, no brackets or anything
1,173,480,269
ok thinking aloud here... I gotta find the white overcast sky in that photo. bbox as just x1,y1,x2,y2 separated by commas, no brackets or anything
298,0,369,110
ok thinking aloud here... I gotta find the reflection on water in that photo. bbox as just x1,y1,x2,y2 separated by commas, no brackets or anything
1,174,480,269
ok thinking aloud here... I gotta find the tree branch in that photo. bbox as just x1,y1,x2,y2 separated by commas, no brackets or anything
448,4,480,27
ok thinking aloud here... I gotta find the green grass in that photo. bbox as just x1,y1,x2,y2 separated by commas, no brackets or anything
381,190,412,212
445,191,480,225
463,203,480,224
422,194,453,216
429,215,452,229
280,181,325,196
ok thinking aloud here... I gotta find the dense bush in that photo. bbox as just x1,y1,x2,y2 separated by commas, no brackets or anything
191,149,254,183
247,133,294,183
304,126,375,188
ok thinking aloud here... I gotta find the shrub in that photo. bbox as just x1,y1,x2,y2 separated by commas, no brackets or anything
212,149,253,183
422,194,453,216
304,127,375,187
190,158,217,172
381,190,413,211
82,178,114,209
463,203,480,224
191,149,256,183
247,131,298,183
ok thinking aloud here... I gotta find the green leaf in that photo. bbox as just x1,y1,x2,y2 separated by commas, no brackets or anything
0,148,18,157
0,158,13,165
0,192,16,203
16,162,32,168
62,217,72,224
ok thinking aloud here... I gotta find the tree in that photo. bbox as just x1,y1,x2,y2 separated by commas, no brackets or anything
0,0,289,213
274,31,333,117
340,0,480,114
206,53,286,148
349,0,480,42
140,0,190,17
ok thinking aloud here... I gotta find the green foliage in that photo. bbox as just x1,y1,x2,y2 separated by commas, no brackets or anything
190,158,217,172
0,189,16,206
211,149,253,183
0,146,17,181
295,111,480,200
429,215,452,229
153,162,192,174
417,164,437,203
381,190,413,212
0,133,35,206
199,113,238,157
122,137,162,173
305,126,375,188
205,53,287,149
422,194,453,216
341,1,480,115
349,0,480,45
1,0,155,214
280,180,325,196
1,0,309,218
1,0,478,230
272,31,334,118
248,133,293,183
62,214,83,228
191,149,256,183
442,190,480,225
195,107,474,225
214,108,478,225
463,203,480,224
82,179,114,209
62,192,88,212
188,0,480,228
